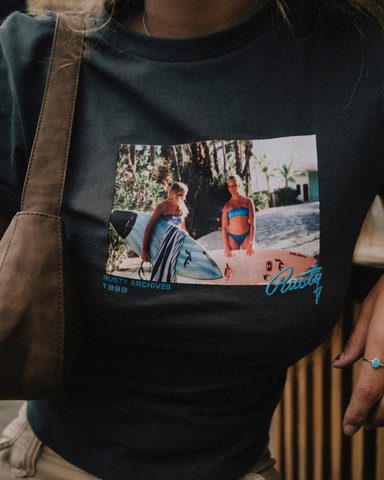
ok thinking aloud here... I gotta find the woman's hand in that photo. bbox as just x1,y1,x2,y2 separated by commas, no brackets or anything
332,273,384,435
246,244,254,256
224,246,233,257
141,250,151,263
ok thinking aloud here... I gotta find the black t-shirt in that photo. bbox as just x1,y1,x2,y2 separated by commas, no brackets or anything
0,0,26,21
1,3,384,480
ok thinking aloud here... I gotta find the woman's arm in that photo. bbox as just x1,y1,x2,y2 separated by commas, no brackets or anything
246,198,255,256
221,205,232,257
141,203,165,262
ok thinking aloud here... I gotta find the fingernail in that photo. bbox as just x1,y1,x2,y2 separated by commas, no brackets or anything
331,352,344,367
344,424,359,436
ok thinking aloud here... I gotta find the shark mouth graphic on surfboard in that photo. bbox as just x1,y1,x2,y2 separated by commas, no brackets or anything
110,210,318,285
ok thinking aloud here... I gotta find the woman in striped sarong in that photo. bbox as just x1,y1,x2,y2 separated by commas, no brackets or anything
141,182,189,282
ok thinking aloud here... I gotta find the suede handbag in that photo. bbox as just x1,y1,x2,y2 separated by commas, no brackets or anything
0,14,84,400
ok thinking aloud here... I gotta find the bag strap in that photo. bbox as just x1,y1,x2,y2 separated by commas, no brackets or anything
20,14,84,216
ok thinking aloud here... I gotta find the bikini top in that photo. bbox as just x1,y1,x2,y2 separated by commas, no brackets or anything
162,214,183,226
228,206,248,220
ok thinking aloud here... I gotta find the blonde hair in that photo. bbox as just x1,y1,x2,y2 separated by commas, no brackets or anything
228,175,244,195
228,174,243,185
167,182,189,217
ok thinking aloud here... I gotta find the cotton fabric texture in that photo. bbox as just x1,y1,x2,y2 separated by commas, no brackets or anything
1,1,384,479
0,404,281,479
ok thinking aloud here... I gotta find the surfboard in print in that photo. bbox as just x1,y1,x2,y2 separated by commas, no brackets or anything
110,210,222,280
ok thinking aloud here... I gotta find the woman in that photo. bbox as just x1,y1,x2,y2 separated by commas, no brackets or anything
141,182,188,263
141,182,188,282
222,175,255,257
1,1,384,480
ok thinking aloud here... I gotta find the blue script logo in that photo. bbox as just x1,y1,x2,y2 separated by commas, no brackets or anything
265,264,322,305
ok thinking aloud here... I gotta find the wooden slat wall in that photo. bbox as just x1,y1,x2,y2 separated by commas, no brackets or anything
271,298,384,480
377,429,384,475
330,318,343,480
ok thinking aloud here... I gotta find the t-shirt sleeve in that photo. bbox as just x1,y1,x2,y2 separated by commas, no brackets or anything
0,11,55,220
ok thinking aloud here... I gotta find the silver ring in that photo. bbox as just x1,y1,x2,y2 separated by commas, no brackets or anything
363,358,384,369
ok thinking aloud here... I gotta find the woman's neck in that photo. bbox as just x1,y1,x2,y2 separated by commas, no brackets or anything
125,0,268,38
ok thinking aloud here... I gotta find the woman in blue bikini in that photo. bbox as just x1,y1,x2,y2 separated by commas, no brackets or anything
222,175,255,257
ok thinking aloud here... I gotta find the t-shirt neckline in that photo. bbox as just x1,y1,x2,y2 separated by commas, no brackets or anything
95,0,278,62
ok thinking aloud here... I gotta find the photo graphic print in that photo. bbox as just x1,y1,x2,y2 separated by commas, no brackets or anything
106,135,320,286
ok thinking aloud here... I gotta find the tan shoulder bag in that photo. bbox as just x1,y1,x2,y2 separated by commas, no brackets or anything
0,14,84,400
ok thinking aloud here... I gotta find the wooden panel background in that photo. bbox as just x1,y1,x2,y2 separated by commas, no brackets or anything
271,296,383,480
